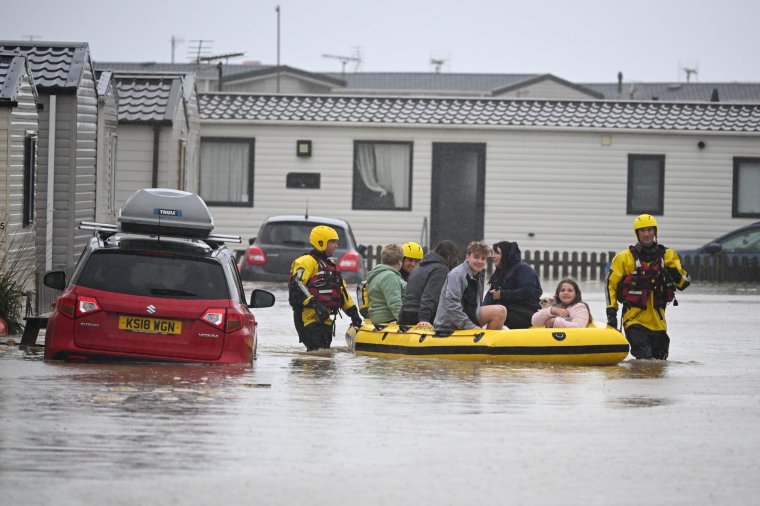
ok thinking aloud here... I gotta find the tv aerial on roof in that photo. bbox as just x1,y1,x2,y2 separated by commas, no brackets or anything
430,58,447,73
678,60,699,83
322,48,362,77
198,52,246,64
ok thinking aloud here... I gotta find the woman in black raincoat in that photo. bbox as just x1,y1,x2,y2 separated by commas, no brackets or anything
482,241,542,329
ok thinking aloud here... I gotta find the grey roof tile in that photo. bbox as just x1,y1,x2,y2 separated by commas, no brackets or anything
199,93,760,133
0,41,89,93
0,52,35,104
112,73,185,123
581,82,760,102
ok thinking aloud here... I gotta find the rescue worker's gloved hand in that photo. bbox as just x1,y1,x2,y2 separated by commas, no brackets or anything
606,307,618,330
666,267,682,283
305,297,330,322
345,306,363,328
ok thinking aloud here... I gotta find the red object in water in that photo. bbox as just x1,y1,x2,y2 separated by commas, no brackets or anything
0,317,8,337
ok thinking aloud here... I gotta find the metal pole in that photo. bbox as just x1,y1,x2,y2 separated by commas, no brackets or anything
276,5,281,93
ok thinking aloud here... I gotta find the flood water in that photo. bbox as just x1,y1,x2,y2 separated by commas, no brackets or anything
2,280,760,505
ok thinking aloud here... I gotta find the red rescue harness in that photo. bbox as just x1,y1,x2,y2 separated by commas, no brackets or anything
621,245,676,310
306,254,344,311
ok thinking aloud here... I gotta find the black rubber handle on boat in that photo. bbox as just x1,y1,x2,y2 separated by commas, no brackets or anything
473,332,485,343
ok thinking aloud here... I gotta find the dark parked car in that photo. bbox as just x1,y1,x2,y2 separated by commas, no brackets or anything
680,221,760,262
239,215,367,283
44,189,275,364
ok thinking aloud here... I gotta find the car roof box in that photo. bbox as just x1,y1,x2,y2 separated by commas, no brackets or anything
118,188,214,239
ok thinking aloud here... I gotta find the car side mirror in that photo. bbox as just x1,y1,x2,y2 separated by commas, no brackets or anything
356,244,367,255
44,271,66,290
249,289,275,308
704,242,722,255
248,237,256,245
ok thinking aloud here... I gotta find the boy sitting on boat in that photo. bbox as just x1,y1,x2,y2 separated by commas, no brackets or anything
433,241,507,332
366,244,407,324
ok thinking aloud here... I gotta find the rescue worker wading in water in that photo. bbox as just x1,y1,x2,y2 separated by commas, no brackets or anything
289,225,363,351
606,214,690,360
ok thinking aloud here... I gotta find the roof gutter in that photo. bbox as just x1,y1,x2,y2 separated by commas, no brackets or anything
197,118,760,136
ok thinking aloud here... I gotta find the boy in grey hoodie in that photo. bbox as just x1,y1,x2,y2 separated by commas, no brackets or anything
434,241,506,332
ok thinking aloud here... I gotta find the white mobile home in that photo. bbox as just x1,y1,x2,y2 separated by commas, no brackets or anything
94,70,119,223
0,52,39,289
198,93,760,256
109,72,200,209
0,41,98,274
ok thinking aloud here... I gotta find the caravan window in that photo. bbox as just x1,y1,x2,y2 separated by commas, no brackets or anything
352,141,412,211
199,138,255,206
627,154,664,215
733,157,760,218
23,134,37,227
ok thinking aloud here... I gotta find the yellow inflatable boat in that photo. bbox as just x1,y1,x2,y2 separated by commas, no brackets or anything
346,321,629,366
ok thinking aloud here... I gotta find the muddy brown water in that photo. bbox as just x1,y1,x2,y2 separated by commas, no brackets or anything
2,281,759,505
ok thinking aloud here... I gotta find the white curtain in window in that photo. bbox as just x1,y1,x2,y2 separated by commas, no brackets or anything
200,142,249,203
355,142,410,207
374,143,410,208
355,143,388,197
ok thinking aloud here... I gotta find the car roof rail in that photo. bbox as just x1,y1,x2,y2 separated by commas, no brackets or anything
80,221,119,242
80,221,242,245
204,233,243,249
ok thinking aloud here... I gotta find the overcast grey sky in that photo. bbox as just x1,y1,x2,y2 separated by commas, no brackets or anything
2,0,758,82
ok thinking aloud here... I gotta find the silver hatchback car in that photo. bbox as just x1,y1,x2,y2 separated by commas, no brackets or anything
239,215,368,284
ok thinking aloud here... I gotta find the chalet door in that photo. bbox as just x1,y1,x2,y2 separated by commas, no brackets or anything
430,143,486,260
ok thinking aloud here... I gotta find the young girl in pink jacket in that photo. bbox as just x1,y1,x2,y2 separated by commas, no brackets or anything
531,278,592,328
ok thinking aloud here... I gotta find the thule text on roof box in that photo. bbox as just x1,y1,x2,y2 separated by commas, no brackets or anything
118,188,215,239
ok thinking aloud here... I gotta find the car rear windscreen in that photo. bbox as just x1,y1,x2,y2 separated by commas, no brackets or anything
76,250,229,299
262,222,348,247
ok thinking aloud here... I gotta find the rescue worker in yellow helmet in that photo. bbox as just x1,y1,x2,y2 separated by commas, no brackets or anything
288,225,363,351
400,242,424,281
606,214,690,360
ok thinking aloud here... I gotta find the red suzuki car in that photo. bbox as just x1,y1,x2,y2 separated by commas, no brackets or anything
43,188,275,364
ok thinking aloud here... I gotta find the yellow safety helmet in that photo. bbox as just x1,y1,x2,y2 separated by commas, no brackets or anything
309,225,339,251
633,214,658,238
402,242,424,260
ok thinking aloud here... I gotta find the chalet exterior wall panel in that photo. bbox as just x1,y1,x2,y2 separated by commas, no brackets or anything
182,84,201,192
95,71,119,222
114,124,155,205
72,66,98,258
0,54,38,286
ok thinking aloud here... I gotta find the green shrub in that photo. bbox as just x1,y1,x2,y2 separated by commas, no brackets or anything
1,213,35,335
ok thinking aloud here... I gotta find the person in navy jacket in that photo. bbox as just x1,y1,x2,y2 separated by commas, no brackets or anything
482,241,542,329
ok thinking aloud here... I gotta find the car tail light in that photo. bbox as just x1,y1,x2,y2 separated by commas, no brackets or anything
225,308,245,333
77,296,102,317
57,294,101,319
200,308,245,333
246,246,266,265
201,308,226,329
57,293,77,319
337,251,361,272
